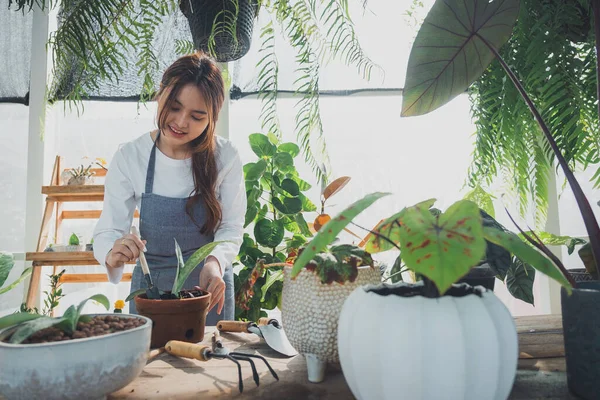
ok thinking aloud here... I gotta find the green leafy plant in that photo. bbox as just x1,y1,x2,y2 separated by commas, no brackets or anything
126,240,225,301
400,0,600,282
235,132,317,321
467,0,599,222
8,0,378,184
68,233,80,246
0,252,32,296
0,294,110,344
294,195,573,298
300,244,374,285
41,269,66,316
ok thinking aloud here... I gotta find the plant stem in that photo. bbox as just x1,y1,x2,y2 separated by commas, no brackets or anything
594,0,600,127
351,222,402,251
478,33,600,278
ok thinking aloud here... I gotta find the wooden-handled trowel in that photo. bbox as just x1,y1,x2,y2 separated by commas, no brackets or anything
131,226,160,299
217,318,298,357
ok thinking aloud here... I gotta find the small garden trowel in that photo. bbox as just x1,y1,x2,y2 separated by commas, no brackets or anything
131,226,160,299
217,318,298,357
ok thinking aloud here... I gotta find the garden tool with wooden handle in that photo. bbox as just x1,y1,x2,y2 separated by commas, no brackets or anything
130,226,160,299
217,318,298,357
149,332,279,393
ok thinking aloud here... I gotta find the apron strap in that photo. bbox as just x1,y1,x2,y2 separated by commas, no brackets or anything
145,132,159,194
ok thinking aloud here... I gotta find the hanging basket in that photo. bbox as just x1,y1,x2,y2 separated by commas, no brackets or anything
179,0,258,62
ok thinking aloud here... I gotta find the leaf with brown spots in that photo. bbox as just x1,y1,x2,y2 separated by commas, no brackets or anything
291,192,390,278
365,198,436,253
399,200,486,294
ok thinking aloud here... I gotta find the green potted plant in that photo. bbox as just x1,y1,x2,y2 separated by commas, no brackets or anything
235,132,316,321
396,0,600,397
280,241,380,384
0,256,151,400
126,239,225,348
293,192,572,398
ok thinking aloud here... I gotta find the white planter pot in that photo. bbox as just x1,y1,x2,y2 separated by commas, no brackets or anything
282,265,381,383
338,284,518,400
0,314,152,400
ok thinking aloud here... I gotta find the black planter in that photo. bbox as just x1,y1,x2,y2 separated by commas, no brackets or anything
561,281,600,400
179,0,258,62
458,264,496,291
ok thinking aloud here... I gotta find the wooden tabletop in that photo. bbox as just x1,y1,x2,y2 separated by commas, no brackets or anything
110,314,574,400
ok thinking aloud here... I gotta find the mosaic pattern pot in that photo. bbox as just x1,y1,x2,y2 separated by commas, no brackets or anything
282,265,380,383
0,314,151,400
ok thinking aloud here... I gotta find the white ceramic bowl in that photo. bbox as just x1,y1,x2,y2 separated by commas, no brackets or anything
0,314,152,400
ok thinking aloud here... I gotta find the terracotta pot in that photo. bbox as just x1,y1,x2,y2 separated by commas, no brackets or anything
135,292,211,348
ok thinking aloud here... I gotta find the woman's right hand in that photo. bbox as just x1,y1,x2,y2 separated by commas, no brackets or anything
106,234,146,269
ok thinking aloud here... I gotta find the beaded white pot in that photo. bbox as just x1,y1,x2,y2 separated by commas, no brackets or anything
282,265,381,383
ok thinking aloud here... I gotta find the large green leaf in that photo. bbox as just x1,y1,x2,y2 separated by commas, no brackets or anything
173,240,227,294
294,213,313,237
280,178,300,197
244,159,268,181
398,200,486,294
273,152,294,172
0,267,32,295
0,252,14,288
273,197,303,215
292,192,390,278
254,219,285,248
260,270,284,302
0,312,43,330
365,199,437,254
277,143,300,158
464,186,496,218
483,228,572,293
249,133,276,158
244,205,259,228
401,0,520,116
524,232,587,255
506,257,535,305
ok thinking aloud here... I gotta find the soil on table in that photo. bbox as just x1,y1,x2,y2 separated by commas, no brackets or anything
2,316,147,344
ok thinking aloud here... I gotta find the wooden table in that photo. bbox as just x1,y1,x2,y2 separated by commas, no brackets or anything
110,315,574,399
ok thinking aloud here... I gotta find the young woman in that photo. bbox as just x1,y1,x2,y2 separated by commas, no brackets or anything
93,52,245,323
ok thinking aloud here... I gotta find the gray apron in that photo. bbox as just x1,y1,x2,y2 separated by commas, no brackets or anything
129,134,234,325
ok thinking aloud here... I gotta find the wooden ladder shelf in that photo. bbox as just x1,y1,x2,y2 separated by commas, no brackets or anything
24,156,137,308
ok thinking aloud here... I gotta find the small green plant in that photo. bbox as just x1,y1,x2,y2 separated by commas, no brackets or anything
0,294,110,344
126,240,226,301
235,133,317,321
299,244,374,285
68,233,80,246
42,269,66,316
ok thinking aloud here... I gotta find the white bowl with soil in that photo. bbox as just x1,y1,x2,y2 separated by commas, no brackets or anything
0,313,151,400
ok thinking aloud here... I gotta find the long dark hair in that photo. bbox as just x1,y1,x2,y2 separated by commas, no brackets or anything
155,52,224,234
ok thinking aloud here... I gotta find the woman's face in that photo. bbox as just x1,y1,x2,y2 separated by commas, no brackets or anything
158,83,210,149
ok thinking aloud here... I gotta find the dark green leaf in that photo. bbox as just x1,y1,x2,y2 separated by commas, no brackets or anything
280,178,300,197
125,289,147,302
244,159,268,181
173,240,227,294
245,205,259,228
254,219,285,248
299,193,317,212
0,312,43,330
273,197,303,215
9,317,66,344
506,257,535,305
260,270,284,301
295,214,313,237
402,0,520,116
0,252,14,288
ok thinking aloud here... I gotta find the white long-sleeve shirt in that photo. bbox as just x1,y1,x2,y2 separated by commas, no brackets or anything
93,132,246,284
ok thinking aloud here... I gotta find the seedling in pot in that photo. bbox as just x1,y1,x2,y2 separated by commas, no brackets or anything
126,239,229,302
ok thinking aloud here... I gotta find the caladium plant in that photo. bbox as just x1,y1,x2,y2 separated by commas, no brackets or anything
294,195,573,297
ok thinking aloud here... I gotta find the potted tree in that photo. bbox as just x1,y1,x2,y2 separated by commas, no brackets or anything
0,255,151,400
395,0,600,398
126,239,225,348
293,193,573,399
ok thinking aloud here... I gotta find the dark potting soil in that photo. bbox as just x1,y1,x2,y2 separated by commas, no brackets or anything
363,281,486,298
158,289,208,300
2,316,147,344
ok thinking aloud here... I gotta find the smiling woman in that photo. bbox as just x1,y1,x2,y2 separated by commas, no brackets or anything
92,52,246,325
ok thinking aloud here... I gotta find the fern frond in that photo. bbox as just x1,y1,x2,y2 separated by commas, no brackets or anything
256,20,282,140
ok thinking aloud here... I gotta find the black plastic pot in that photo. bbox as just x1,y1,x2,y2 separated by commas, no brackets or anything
561,281,600,400
179,0,258,62
458,264,496,291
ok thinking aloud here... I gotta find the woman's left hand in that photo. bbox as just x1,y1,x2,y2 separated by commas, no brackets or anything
196,256,225,314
